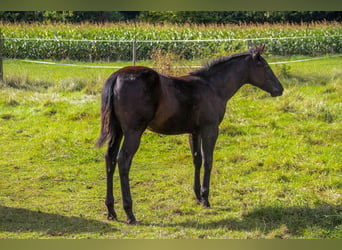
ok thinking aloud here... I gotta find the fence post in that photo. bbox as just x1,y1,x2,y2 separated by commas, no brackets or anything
0,30,3,82
132,39,137,66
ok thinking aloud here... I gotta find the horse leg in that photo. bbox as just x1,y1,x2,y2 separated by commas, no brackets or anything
105,130,123,220
200,126,218,208
117,130,143,224
189,133,202,204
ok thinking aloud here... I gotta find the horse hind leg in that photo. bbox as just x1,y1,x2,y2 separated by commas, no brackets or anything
117,130,144,224
105,129,123,220
200,126,218,208
189,133,202,204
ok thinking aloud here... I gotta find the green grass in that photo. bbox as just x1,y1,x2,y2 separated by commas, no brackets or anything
0,56,341,239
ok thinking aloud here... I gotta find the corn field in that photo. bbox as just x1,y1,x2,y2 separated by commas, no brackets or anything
1,22,341,61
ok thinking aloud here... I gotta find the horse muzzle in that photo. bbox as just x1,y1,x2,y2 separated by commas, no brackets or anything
271,89,283,97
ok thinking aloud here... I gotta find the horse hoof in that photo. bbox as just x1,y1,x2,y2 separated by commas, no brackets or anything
107,214,118,221
127,217,141,225
127,219,138,225
202,201,211,208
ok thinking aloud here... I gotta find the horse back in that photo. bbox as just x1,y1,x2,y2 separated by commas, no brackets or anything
112,66,224,135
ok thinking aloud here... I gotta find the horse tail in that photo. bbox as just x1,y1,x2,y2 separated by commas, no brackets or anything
96,73,118,148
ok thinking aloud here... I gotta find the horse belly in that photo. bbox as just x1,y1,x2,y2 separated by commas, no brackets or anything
147,109,195,135
147,77,199,134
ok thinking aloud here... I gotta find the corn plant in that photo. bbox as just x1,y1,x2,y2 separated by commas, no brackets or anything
1,22,341,61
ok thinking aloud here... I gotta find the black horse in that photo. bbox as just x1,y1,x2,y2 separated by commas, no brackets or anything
97,45,283,224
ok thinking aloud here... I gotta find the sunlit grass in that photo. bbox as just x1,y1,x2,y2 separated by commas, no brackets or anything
0,56,341,239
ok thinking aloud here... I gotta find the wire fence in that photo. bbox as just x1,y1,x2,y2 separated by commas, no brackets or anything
9,54,341,70
1,34,342,79
4,35,342,42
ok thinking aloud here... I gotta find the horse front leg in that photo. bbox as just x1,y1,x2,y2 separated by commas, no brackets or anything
105,131,123,220
200,126,218,208
117,130,143,224
189,133,202,204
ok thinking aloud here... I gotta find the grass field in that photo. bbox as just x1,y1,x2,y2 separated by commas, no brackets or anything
0,55,341,239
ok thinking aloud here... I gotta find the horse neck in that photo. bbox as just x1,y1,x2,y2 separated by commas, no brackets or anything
205,57,249,103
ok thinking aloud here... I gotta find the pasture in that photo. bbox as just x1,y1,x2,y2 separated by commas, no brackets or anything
0,55,341,238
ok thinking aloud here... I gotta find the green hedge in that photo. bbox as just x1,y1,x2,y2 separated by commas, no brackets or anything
138,11,342,24
1,11,341,24
2,22,341,61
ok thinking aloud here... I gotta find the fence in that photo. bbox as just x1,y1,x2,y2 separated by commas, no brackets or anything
0,35,341,80
14,55,341,69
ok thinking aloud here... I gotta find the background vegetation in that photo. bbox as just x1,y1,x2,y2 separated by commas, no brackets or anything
1,11,341,24
2,22,342,61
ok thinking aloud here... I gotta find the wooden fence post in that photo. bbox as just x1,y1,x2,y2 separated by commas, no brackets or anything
132,39,137,66
0,30,3,82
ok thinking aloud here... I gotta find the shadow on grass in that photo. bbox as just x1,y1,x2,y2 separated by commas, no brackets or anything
0,206,116,236
167,204,342,238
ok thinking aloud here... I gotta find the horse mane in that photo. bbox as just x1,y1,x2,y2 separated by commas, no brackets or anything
189,50,252,77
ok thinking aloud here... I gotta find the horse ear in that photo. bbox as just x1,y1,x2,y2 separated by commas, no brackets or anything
258,45,265,54
251,47,260,60
252,45,265,60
